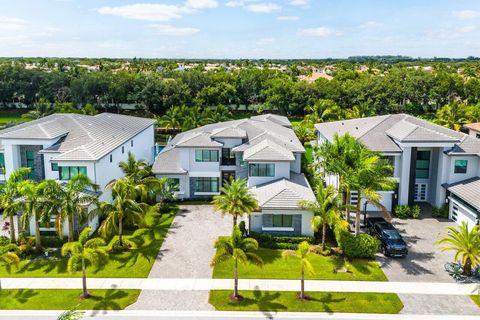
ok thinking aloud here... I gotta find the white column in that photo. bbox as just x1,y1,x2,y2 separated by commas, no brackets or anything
398,147,411,205
4,143,20,179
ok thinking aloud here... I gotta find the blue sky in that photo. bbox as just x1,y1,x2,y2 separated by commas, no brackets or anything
0,0,479,58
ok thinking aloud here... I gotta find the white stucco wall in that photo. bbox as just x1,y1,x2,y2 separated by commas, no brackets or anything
155,174,190,199
188,148,221,174
290,153,301,173
249,209,314,236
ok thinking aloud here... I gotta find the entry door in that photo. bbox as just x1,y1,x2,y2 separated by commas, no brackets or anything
414,183,428,202
222,171,235,185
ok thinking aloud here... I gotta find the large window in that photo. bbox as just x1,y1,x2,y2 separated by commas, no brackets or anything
59,166,87,180
415,151,430,179
273,215,293,228
25,150,35,179
195,150,219,162
195,177,219,193
51,163,59,171
454,160,468,174
249,163,275,177
221,148,236,166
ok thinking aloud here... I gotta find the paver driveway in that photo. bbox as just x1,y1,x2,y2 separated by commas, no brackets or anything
130,204,234,310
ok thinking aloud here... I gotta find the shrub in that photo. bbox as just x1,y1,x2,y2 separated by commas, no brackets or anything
394,205,411,219
432,205,449,219
249,232,314,250
42,236,67,248
411,205,421,219
342,233,380,258
239,221,247,237
0,235,10,246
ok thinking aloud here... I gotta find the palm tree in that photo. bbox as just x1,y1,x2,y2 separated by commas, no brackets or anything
299,176,342,250
294,121,316,145
0,167,31,243
92,177,147,247
345,102,375,119
211,226,263,301
304,99,341,124
351,149,396,236
0,243,20,273
282,241,315,300
61,227,108,299
119,152,151,180
57,309,85,320
21,98,54,120
18,180,57,252
212,178,259,228
52,175,99,242
436,222,480,276
157,105,183,131
434,101,468,131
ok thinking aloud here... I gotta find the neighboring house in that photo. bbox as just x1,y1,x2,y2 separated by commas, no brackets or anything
464,123,480,139
152,114,315,236
315,114,480,227
0,113,156,236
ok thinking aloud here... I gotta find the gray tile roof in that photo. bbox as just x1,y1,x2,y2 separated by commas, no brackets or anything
0,113,155,161
211,127,247,139
315,114,475,154
250,114,292,127
151,147,187,174
243,139,295,162
447,135,480,156
446,177,480,212
250,173,316,209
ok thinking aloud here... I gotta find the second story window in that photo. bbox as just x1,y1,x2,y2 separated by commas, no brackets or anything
59,166,87,180
221,148,236,166
195,150,219,162
122,146,125,154
454,160,468,174
249,163,275,177
110,154,113,163
415,151,430,179
51,163,59,171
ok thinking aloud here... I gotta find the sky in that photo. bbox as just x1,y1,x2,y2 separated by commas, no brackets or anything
0,0,480,59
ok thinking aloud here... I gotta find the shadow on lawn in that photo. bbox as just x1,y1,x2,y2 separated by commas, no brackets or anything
11,289,39,304
232,287,286,319
90,285,129,315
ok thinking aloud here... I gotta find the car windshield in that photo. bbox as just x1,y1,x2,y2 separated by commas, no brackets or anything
383,229,401,240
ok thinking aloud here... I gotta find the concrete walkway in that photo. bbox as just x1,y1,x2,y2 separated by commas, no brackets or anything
0,310,478,320
1,277,479,296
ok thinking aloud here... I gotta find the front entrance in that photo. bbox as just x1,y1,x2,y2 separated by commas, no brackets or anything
221,171,235,185
414,183,428,202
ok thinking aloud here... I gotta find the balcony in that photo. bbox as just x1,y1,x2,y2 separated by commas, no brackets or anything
221,158,236,166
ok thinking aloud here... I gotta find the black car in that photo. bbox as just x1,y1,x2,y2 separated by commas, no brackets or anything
366,217,408,257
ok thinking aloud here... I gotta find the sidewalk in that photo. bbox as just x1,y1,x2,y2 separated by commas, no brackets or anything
0,310,478,320
1,277,479,295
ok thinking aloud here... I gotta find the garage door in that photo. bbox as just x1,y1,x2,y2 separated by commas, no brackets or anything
351,191,393,212
449,198,477,227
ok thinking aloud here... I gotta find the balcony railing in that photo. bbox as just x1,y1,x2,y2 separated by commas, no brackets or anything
221,158,236,166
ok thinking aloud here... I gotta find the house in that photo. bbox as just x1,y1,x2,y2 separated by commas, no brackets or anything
152,114,315,236
0,113,156,236
464,123,480,139
315,114,480,227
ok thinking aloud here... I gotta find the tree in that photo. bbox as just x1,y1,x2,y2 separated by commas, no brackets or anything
294,121,316,145
299,177,341,250
119,152,151,181
434,101,469,131
0,243,20,274
211,226,263,301
21,98,54,120
92,177,147,247
436,222,480,276
61,227,108,299
282,241,315,300
53,175,99,242
0,167,31,243
304,99,341,124
212,178,258,228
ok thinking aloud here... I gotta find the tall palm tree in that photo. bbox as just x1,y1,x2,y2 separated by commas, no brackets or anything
61,227,108,299
92,177,147,247
211,226,263,302
119,152,151,180
436,222,480,276
304,99,341,124
157,105,183,130
282,241,315,300
212,178,259,228
52,175,99,242
0,243,20,273
18,180,57,252
434,101,468,131
0,167,31,243
352,149,396,236
299,176,342,250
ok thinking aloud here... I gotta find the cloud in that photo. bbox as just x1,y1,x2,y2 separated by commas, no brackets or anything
452,10,480,20
256,37,275,45
359,21,383,29
246,3,281,13
457,25,476,33
96,1,218,21
149,24,200,36
226,0,258,8
301,27,340,37
288,0,308,6
277,15,299,21
0,16,26,31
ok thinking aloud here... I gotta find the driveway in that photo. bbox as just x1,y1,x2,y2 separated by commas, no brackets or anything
130,204,234,310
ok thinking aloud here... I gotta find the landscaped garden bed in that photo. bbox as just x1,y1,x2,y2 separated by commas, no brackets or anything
209,290,403,313
0,289,140,310
471,295,480,308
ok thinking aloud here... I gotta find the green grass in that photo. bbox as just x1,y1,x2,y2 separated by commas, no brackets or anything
0,289,140,310
289,118,302,126
209,290,403,313
212,248,387,281
471,295,480,308
0,207,176,278
304,143,313,164
0,111,29,125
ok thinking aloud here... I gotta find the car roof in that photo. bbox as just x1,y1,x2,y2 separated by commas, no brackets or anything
375,221,397,230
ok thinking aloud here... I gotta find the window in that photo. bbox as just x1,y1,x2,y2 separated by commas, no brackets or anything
59,166,87,180
51,163,59,171
122,146,125,154
131,140,134,147
0,153,4,173
273,215,293,228
195,177,219,193
168,178,180,191
477,133,480,139
249,163,275,177
221,148,236,166
415,151,430,179
454,160,468,174
25,150,35,179
110,154,113,163
195,150,219,162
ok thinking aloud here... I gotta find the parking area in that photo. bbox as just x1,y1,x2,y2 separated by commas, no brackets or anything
374,206,458,283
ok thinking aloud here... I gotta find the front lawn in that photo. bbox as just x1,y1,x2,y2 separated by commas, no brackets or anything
212,248,387,281
471,295,480,308
0,206,176,278
0,111,29,126
209,290,403,313
0,289,140,310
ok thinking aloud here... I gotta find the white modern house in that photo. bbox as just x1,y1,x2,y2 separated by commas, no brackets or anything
152,114,316,236
0,113,156,236
315,114,480,227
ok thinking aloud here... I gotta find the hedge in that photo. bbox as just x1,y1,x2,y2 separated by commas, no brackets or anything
333,219,379,258
249,232,314,250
